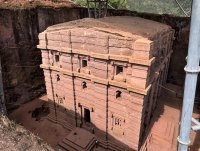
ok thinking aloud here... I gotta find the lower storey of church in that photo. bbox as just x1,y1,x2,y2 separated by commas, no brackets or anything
43,62,169,150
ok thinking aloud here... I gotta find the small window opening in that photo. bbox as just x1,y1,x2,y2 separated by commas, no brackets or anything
59,98,63,104
116,66,123,75
82,81,87,89
115,118,120,125
57,74,60,81
55,55,59,62
82,60,87,68
116,90,122,99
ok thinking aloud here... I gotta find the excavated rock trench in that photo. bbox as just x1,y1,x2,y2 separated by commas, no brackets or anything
0,6,192,110
0,7,86,109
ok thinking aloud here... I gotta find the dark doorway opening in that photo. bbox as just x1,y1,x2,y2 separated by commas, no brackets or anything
84,108,91,123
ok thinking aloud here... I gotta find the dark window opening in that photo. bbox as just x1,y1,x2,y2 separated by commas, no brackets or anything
116,66,123,75
82,81,87,89
57,74,60,81
59,98,63,104
82,60,87,68
116,90,122,98
84,108,91,123
115,118,121,125
55,55,59,62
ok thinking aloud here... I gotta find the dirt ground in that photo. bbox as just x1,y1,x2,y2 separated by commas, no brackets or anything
0,0,79,9
9,95,71,148
8,85,200,150
146,83,200,151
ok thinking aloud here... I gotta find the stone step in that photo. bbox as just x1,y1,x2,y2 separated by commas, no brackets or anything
108,142,124,151
49,106,75,120
98,141,108,149
85,137,96,151
58,137,96,151
99,140,124,151
63,138,84,151
58,141,78,151
47,114,74,131
47,108,75,125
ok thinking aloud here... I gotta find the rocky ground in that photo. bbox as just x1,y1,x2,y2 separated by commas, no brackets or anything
0,0,79,9
0,114,53,151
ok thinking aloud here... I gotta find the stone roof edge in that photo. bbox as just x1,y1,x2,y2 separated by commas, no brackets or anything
37,44,155,66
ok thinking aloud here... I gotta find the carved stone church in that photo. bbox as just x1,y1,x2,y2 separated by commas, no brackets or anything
38,16,174,150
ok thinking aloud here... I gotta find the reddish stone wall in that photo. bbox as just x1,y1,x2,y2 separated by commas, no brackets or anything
108,87,145,149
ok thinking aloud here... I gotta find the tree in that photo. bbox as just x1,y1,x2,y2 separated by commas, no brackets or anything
72,0,129,9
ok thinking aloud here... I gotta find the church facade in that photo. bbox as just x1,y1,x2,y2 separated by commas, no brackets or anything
38,16,174,150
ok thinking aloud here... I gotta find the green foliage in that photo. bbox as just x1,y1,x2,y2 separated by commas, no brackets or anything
73,0,192,16
109,0,129,9
127,0,192,16
72,0,129,9
73,0,87,6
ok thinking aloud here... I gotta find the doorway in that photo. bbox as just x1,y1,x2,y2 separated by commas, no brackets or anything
84,108,91,123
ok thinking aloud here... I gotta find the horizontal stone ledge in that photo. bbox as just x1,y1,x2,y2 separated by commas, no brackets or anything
133,38,153,51
40,64,151,95
37,44,47,49
129,57,155,66
91,76,109,85
39,47,154,67
47,46,72,53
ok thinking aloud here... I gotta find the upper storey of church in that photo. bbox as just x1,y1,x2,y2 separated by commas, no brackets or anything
38,16,173,66
38,16,174,95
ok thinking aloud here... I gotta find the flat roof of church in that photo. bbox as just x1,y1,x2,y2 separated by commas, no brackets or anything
46,16,171,39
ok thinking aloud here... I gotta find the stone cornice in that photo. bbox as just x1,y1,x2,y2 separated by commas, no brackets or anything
40,64,150,95
37,45,155,66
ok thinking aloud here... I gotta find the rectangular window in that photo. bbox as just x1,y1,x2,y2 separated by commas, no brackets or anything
82,60,87,68
55,55,59,62
116,66,123,75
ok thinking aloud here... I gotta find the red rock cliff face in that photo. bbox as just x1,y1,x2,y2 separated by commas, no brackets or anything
0,8,86,105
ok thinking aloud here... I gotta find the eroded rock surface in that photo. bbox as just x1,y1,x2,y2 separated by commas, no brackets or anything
0,115,53,151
